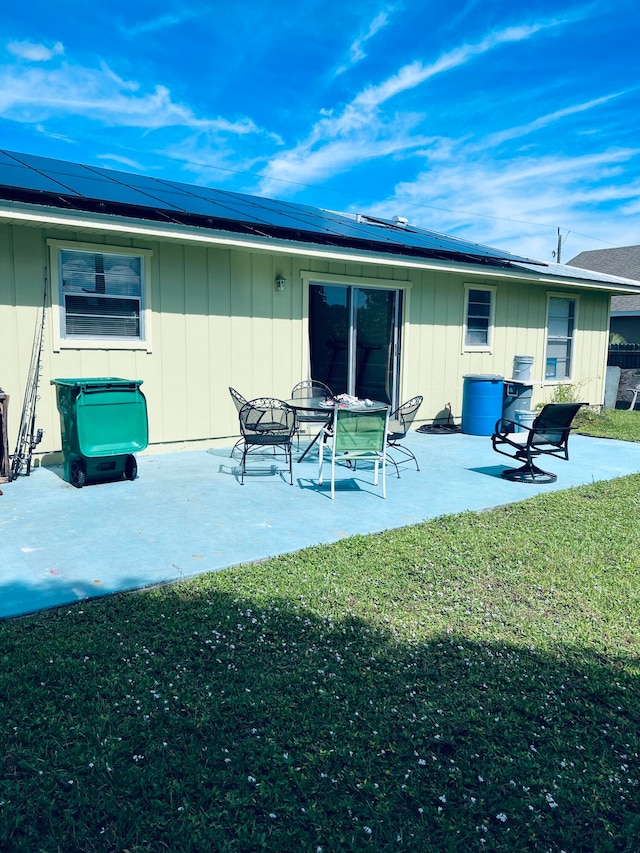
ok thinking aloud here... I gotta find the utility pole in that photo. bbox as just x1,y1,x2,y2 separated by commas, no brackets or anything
554,227,562,263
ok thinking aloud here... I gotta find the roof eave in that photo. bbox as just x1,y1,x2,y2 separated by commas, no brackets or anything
2,199,640,293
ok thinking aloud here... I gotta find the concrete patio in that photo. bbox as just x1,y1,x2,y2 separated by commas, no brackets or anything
2,429,640,620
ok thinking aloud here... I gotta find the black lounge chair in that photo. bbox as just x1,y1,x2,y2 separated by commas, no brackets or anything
492,402,587,483
238,398,296,485
386,395,423,477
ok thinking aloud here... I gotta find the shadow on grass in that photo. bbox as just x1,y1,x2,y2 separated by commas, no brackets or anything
1,584,638,852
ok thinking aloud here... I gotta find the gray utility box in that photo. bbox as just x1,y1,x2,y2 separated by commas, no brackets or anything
502,380,534,430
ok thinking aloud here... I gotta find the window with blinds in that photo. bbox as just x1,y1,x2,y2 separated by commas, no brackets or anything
59,249,144,339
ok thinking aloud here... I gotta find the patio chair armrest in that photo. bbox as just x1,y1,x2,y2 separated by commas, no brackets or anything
491,420,531,457
493,417,519,437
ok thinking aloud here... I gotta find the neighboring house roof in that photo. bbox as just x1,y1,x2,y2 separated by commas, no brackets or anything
1,147,640,294
568,247,640,313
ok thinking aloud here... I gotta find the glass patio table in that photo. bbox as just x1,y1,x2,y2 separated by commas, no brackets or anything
284,396,388,462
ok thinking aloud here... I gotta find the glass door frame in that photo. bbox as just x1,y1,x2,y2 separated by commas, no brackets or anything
301,271,411,409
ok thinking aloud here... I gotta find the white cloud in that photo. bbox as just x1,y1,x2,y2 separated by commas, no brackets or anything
482,93,626,148
0,60,261,135
336,9,391,74
352,21,563,110
7,40,64,62
359,147,640,260
122,10,204,37
260,126,434,191
257,17,569,196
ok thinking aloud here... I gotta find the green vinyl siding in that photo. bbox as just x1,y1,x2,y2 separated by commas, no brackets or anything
0,221,613,461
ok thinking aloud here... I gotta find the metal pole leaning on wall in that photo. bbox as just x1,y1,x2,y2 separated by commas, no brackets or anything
10,272,47,481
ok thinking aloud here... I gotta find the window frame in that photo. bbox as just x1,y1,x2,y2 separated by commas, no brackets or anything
48,239,153,352
462,283,496,352
544,293,578,382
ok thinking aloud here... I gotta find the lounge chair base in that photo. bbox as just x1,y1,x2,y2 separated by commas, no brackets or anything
501,463,557,484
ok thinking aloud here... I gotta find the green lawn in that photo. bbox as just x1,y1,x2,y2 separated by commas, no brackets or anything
575,406,640,442
1,410,639,852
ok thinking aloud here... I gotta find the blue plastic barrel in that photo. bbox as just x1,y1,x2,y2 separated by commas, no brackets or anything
461,374,504,435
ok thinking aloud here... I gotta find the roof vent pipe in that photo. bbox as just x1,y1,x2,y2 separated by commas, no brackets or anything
393,216,409,227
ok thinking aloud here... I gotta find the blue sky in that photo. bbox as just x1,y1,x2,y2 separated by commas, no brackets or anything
2,0,639,261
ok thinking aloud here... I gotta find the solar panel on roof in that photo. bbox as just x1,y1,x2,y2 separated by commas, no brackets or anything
0,162,78,195
136,186,277,224
191,190,359,236
147,179,366,238
88,165,179,191
222,196,503,258
0,150,27,166
116,176,404,246
0,147,540,266
342,213,529,261
47,173,187,209
199,187,402,244
70,169,282,226
383,227,496,256
8,151,99,179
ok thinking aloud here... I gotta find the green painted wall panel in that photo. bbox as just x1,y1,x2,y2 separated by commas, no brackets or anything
0,221,614,460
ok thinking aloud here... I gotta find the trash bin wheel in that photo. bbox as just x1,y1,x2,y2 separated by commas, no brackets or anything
124,454,137,481
70,459,86,488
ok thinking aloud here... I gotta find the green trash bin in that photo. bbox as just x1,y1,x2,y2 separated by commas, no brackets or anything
51,378,148,488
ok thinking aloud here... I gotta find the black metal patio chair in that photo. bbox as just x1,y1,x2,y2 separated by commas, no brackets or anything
386,395,423,477
228,387,249,457
291,379,333,450
491,401,587,483
238,398,296,485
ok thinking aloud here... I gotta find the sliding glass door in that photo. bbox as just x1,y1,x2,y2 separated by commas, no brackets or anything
308,283,402,406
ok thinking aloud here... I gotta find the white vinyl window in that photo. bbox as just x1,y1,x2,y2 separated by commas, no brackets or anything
463,285,495,350
545,295,576,380
50,241,152,351
60,248,143,338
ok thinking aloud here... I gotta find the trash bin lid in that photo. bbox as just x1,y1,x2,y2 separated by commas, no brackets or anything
51,377,143,389
462,374,504,381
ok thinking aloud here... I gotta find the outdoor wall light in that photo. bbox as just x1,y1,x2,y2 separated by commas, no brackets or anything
275,275,286,292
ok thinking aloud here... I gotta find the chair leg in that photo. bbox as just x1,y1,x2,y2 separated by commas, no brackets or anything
331,455,336,500
240,445,246,485
386,441,419,477
385,451,400,478
318,440,324,486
